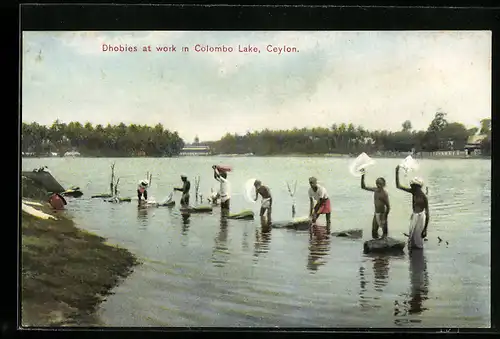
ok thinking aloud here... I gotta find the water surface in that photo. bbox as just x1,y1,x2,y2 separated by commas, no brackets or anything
22,156,491,327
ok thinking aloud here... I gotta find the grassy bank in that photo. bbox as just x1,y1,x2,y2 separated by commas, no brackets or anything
21,176,140,326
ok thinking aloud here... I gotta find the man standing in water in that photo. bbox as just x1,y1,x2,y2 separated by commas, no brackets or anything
253,180,272,227
308,177,331,229
213,166,231,213
137,179,149,203
360,170,390,239
174,174,191,207
395,165,430,250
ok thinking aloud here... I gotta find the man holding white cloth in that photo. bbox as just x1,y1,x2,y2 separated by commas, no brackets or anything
213,165,231,212
254,180,272,227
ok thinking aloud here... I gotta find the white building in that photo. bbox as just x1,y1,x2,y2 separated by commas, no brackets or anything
64,151,81,157
179,145,211,156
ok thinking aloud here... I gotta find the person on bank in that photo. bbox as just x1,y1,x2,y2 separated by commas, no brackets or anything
360,170,390,239
308,177,331,228
213,165,231,212
48,192,67,210
395,165,430,250
254,180,272,226
137,179,149,203
174,174,191,207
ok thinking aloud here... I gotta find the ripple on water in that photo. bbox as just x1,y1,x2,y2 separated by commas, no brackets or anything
27,157,489,327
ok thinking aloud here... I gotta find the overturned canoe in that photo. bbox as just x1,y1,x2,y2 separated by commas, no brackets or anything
180,205,213,213
227,210,254,220
61,187,83,198
332,228,363,239
22,202,58,220
156,200,175,207
91,193,113,198
22,170,65,193
363,237,406,254
106,197,132,203
22,200,44,207
271,216,310,230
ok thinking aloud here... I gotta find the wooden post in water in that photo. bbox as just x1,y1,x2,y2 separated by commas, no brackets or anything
114,178,120,196
194,176,201,203
286,180,297,218
110,162,116,196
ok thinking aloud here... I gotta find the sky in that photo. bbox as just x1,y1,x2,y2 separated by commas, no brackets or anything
22,31,491,143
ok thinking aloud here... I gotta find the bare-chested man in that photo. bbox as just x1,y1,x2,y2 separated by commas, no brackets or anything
254,180,272,226
361,170,390,239
395,165,430,250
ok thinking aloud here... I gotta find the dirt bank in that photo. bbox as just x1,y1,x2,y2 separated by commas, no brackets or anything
21,176,140,326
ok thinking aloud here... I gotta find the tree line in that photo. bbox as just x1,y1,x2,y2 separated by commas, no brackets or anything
207,113,491,156
21,120,185,157
21,113,491,157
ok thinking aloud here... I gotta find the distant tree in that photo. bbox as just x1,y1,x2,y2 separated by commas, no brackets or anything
402,120,412,132
467,127,479,136
480,118,491,135
427,112,448,133
194,135,200,144
425,112,449,151
21,121,185,157
441,122,470,150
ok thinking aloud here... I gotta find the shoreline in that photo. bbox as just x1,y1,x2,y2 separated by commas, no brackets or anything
21,177,140,327
22,152,490,160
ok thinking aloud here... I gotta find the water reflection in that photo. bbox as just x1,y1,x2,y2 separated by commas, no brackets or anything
358,254,401,311
358,266,369,309
253,225,272,260
394,250,429,322
307,225,331,272
212,215,230,267
137,204,150,227
181,213,190,235
372,255,390,293
242,225,250,251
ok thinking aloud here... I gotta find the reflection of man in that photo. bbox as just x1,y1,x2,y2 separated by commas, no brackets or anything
306,235,331,273
408,249,429,315
253,227,271,259
372,255,390,292
212,216,230,267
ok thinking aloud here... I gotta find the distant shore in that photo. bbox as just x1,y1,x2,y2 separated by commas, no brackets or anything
22,153,490,160
21,177,140,326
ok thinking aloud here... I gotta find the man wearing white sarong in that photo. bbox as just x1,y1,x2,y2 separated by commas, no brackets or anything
395,166,430,250
254,180,272,228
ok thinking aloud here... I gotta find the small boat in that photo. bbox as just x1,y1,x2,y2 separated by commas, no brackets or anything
106,197,132,203
180,205,213,213
22,202,58,220
61,186,84,198
271,216,310,230
331,228,363,239
91,193,114,199
363,237,406,254
227,210,254,220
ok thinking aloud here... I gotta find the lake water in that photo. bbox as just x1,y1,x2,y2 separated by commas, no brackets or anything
21,156,491,328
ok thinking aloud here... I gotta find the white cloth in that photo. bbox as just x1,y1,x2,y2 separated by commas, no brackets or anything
219,177,231,202
261,197,271,209
308,185,328,201
375,213,386,226
408,212,426,249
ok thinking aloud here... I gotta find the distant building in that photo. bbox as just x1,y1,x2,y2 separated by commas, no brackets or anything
64,151,81,157
180,145,211,156
464,134,487,156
